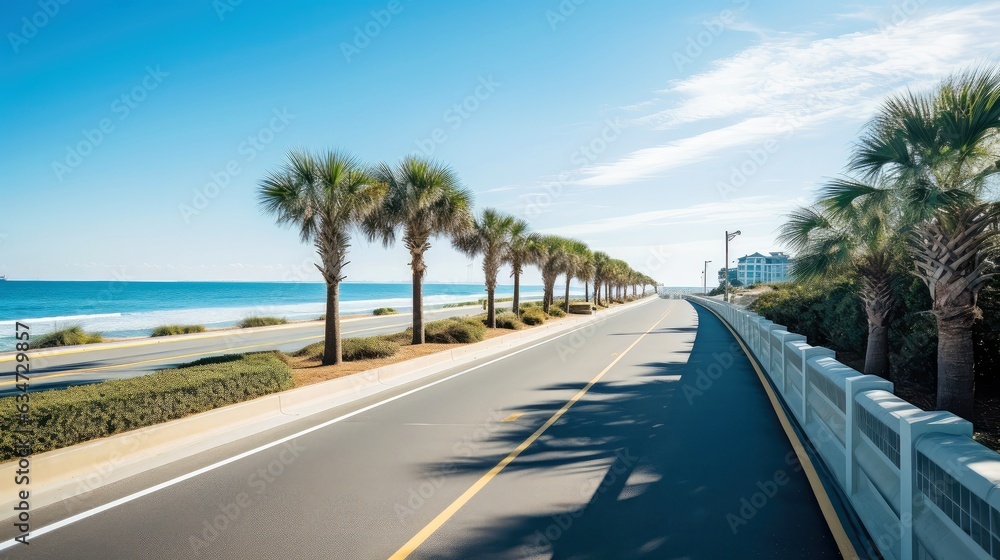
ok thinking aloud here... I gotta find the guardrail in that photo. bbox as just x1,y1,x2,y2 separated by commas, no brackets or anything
685,295,1000,560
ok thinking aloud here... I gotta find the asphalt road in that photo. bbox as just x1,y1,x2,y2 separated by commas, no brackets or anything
0,305,488,396
0,299,842,559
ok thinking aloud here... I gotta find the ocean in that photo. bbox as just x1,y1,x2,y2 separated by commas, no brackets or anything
0,281,555,350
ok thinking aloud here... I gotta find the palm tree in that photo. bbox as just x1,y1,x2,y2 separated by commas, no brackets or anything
258,149,383,365
364,156,474,344
562,240,590,311
536,235,571,313
606,259,628,302
454,209,516,327
846,65,1000,418
592,252,612,306
778,183,905,378
576,247,595,303
504,219,540,316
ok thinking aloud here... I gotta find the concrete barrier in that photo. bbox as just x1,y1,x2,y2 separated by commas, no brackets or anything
685,295,994,560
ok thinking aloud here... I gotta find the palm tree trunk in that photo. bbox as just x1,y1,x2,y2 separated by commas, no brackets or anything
512,268,521,316
322,281,342,365
864,323,890,379
860,278,894,379
486,289,496,328
542,273,556,313
411,254,426,345
585,281,590,302
564,275,571,311
910,206,998,420
935,306,977,419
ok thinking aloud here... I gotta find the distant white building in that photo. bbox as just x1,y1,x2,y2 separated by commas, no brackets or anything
736,252,792,285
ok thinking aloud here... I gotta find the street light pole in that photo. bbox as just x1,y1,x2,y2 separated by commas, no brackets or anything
724,230,741,303
703,260,711,295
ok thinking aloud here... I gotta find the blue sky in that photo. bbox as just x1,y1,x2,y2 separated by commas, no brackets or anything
1,0,996,286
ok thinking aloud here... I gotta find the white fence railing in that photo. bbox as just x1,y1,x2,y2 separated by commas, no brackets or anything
685,295,1000,560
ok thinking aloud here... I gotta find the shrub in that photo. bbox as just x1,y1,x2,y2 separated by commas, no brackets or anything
0,351,293,460
373,307,398,316
30,327,103,349
150,324,206,337
239,316,288,328
425,316,487,343
493,312,524,330
548,307,566,318
294,336,400,362
521,307,547,326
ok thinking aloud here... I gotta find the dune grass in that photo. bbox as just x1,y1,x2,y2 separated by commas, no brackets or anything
29,327,103,349
150,324,206,337
238,316,288,328
294,335,401,362
373,307,398,316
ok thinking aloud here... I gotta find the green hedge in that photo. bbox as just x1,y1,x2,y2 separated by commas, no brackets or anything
425,316,486,343
0,352,293,461
373,307,398,316
493,312,524,330
151,324,206,337
748,278,942,385
239,316,287,328
30,327,103,349
521,307,547,326
294,335,400,362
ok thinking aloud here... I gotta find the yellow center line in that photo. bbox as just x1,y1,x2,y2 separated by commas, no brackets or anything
0,322,412,387
701,304,860,560
387,306,673,560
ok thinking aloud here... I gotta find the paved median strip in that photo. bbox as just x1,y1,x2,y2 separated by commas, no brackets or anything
387,306,673,560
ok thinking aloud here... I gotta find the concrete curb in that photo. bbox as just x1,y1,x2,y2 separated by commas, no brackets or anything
0,297,655,513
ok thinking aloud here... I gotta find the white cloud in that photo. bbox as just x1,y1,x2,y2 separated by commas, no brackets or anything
540,196,804,237
577,3,1000,187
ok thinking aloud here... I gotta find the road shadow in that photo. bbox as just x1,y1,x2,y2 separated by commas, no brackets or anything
412,305,841,559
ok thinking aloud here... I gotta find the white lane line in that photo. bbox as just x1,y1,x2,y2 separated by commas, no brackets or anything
0,299,658,551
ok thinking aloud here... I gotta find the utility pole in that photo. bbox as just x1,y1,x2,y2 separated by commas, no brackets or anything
724,230,740,303
703,260,711,295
